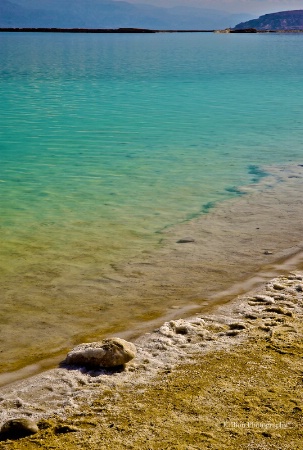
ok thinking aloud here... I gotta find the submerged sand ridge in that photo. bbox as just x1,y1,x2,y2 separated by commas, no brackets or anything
0,270,302,448
1,163,303,376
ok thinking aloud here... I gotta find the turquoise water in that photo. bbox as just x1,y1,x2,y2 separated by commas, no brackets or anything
1,32,303,371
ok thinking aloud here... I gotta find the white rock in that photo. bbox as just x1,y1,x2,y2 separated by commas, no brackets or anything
65,338,137,368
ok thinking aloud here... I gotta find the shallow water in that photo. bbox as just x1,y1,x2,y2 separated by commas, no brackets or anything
1,32,303,373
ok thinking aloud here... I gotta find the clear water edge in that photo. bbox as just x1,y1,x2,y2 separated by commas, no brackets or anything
1,32,303,374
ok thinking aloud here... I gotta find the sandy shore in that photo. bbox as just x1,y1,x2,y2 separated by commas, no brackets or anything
0,270,303,449
0,163,303,448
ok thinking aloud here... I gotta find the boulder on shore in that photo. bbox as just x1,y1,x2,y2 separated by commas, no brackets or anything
65,337,136,368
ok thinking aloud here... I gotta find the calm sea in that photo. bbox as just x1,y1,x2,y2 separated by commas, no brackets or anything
1,32,303,373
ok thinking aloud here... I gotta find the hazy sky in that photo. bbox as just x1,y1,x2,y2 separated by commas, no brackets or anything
127,0,303,14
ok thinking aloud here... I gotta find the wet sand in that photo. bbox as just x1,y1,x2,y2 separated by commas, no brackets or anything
1,163,303,381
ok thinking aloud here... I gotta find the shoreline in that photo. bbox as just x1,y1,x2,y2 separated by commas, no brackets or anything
1,243,303,390
1,27,303,34
0,269,302,448
1,163,303,446
1,162,303,379
0,27,214,34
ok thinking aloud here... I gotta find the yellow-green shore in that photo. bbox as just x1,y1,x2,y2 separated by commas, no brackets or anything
1,270,302,450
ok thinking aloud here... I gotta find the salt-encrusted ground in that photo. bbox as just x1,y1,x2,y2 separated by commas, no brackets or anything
0,272,302,449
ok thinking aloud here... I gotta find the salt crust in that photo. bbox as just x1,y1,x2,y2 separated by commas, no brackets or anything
0,272,302,427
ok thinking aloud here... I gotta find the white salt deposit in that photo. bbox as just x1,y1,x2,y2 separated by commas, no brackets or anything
0,272,303,428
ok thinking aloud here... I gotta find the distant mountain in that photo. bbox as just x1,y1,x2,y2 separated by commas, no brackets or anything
234,10,303,31
0,0,253,30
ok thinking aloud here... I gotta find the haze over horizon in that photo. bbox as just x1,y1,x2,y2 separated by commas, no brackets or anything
127,0,303,15
1,0,303,29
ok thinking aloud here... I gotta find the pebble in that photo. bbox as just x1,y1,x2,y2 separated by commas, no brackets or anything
0,418,39,440
176,237,195,244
